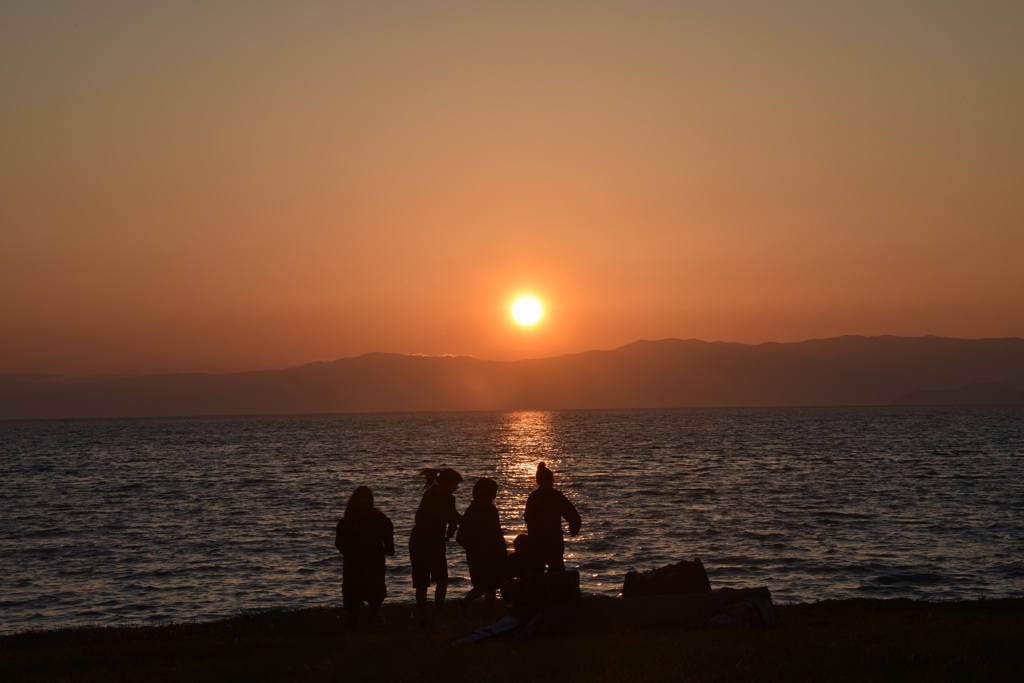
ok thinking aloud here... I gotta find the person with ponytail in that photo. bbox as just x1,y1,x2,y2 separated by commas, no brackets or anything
334,486,395,628
409,467,463,627
524,462,581,573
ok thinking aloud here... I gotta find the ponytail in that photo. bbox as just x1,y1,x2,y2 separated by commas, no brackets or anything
419,468,441,492
419,467,463,492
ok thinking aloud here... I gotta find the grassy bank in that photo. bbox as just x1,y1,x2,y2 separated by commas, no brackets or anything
3,598,1022,682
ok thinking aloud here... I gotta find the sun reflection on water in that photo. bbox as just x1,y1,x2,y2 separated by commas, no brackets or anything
493,411,570,543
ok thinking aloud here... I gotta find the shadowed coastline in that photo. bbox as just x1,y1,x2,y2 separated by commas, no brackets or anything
3,598,1022,681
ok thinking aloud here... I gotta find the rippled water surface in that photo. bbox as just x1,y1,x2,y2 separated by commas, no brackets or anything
2,407,1023,633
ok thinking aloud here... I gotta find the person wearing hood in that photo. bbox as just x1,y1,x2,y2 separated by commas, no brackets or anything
524,462,581,573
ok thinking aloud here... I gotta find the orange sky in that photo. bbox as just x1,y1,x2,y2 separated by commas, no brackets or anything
3,2,1023,376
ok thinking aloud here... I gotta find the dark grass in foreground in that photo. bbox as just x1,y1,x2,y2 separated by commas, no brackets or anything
2,598,1022,682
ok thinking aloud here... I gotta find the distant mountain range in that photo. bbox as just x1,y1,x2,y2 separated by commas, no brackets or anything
2,335,1024,420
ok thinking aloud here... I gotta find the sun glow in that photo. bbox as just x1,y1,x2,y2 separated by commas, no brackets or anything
511,296,544,326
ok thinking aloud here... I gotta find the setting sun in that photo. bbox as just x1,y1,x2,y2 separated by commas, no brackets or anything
511,296,544,326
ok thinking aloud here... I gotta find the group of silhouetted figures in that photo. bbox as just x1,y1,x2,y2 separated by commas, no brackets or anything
334,461,581,629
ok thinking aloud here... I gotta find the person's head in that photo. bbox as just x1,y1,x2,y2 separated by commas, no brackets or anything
512,533,529,554
536,461,554,488
420,467,463,493
437,468,463,493
344,485,374,517
472,477,498,503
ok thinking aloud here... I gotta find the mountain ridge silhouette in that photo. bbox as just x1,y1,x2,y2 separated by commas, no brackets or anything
3,335,1023,419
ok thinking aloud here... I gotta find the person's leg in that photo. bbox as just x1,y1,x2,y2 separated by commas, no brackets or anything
433,579,447,614
412,543,433,623
369,593,386,626
343,576,363,629
431,549,449,617
416,586,430,621
546,545,566,573
483,589,496,616
457,586,483,621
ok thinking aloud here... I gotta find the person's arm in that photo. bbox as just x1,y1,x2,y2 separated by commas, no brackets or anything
561,493,582,536
381,513,395,556
455,507,471,548
445,496,462,541
490,506,507,553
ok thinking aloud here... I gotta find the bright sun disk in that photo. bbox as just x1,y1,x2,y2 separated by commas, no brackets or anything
511,296,544,326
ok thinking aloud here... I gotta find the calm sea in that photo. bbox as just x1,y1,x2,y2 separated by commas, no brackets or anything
2,407,1023,634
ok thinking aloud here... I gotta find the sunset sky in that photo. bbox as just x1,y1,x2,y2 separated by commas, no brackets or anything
3,1,1022,377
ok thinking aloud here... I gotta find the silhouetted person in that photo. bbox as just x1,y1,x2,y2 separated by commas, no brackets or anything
409,467,463,628
524,462,581,573
500,533,531,608
506,533,531,581
334,485,394,628
456,477,507,619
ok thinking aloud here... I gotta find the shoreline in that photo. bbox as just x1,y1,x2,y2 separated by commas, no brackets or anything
4,596,1023,681
1,590,1014,639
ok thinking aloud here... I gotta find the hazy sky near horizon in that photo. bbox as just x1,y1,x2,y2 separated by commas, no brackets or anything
3,1,1023,376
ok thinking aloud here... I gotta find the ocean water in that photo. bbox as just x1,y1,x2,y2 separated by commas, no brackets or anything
2,406,1022,634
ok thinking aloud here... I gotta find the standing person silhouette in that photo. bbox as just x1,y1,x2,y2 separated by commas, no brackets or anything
524,462,581,573
455,477,507,619
334,486,395,629
409,468,463,628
